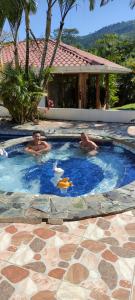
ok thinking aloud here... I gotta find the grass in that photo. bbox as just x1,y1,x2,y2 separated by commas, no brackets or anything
112,103,135,110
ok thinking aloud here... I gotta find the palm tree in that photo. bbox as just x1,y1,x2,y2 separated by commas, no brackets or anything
0,0,37,72
130,0,135,8
39,0,57,82
23,0,37,79
89,0,135,9
0,0,23,68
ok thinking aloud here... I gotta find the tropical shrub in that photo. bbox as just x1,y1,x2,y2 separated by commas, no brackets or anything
0,64,45,123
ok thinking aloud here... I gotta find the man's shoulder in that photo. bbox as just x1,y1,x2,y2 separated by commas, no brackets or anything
25,141,33,148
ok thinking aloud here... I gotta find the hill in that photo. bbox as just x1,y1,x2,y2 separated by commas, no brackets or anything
76,20,135,49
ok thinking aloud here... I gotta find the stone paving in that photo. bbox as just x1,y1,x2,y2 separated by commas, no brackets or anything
0,118,135,299
0,118,135,138
0,210,134,299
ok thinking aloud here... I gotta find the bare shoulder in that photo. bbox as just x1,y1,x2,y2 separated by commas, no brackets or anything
41,141,51,148
25,142,33,149
41,141,49,145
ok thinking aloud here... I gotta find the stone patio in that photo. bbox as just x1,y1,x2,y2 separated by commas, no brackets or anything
0,118,135,299
0,210,135,299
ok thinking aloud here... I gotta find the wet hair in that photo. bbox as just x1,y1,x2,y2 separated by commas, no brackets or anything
33,131,41,136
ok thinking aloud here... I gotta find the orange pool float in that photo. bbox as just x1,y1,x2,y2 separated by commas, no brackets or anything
57,178,73,189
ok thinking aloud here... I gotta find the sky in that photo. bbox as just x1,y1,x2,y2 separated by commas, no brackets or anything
4,0,135,40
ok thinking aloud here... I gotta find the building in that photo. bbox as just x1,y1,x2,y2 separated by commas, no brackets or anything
1,39,131,109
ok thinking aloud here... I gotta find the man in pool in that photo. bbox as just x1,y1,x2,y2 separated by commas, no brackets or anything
25,131,51,156
80,133,98,155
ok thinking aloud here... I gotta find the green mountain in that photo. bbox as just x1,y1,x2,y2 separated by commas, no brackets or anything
77,20,135,49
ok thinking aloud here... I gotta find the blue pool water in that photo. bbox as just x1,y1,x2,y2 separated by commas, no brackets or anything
0,140,135,197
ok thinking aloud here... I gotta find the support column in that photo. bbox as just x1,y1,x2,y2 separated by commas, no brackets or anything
78,74,88,108
105,74,109,109
96,74,101,109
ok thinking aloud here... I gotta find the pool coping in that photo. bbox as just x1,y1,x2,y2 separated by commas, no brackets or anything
0,135,135,224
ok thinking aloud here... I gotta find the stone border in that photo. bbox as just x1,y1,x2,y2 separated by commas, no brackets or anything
0,135,135,224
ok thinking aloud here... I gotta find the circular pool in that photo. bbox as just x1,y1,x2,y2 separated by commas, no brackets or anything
0,139,135,197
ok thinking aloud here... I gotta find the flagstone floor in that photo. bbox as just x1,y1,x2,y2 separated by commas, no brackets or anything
0,210,134,300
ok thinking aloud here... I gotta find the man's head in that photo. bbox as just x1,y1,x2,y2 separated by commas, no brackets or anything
81,133,87,141
32,131,41,142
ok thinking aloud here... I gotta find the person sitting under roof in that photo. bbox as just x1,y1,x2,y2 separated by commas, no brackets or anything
80,133,98,155
25,131,51,156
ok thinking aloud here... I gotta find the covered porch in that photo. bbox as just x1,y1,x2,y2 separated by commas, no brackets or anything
46,64,131,110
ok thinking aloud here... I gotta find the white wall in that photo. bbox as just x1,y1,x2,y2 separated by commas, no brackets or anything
39,97,45,108
39,108,135,123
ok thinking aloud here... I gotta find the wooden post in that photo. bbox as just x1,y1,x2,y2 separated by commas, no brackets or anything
105,74,109,109
78,74,82,108
78,73,88,108
96,74,101,109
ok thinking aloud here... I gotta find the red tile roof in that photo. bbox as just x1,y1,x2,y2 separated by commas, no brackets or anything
1,39,128,71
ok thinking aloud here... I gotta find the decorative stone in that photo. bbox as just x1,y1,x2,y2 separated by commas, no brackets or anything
99,237,119,246
47,218,63,225
24,262,46,273
48,268,65,279
110,246,135,258
123,242,135,250
90,289,110,300
74,247,83,259
5,225,17,234
81,240,106,253
31,290,56,300
129,237,135,242
1,265,29,283
119,280,131,289
59,244,77,261
34,254,41,260
0,280,15,300
112,288,130,300
30,238,45,252
125,223,135,236
98,260,118,290
97,218,110,230
11,231,33,246
65,263,89,284
58,261,69,268
7,246,17,252
34,228,56,240
102,249,118,262
51,225,69,233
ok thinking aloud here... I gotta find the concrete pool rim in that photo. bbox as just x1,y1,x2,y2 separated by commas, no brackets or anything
0,135,135,224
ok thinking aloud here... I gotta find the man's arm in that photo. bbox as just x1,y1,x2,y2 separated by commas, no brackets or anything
36,142,51,154
24,145,39,156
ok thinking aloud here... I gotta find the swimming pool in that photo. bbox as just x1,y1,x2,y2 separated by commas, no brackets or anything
0,139,135,197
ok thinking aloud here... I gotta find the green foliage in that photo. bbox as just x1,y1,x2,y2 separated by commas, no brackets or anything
117,58,135,105
112,103,135,110
53,27,79,46
89,33,135,107
75,20,135,49
0,64,45,124
108,75,119,107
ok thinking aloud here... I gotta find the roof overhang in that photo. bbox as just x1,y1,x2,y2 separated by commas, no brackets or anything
51,65,132,74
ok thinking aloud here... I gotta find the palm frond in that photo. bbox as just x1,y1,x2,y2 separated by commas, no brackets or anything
130,0,135,8
89,0,95,10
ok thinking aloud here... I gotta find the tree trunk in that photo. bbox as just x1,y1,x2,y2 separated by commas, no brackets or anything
43,19,64,89
49,20,64,68
39,0,52,82
14,38,19,69
25,7,30,80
